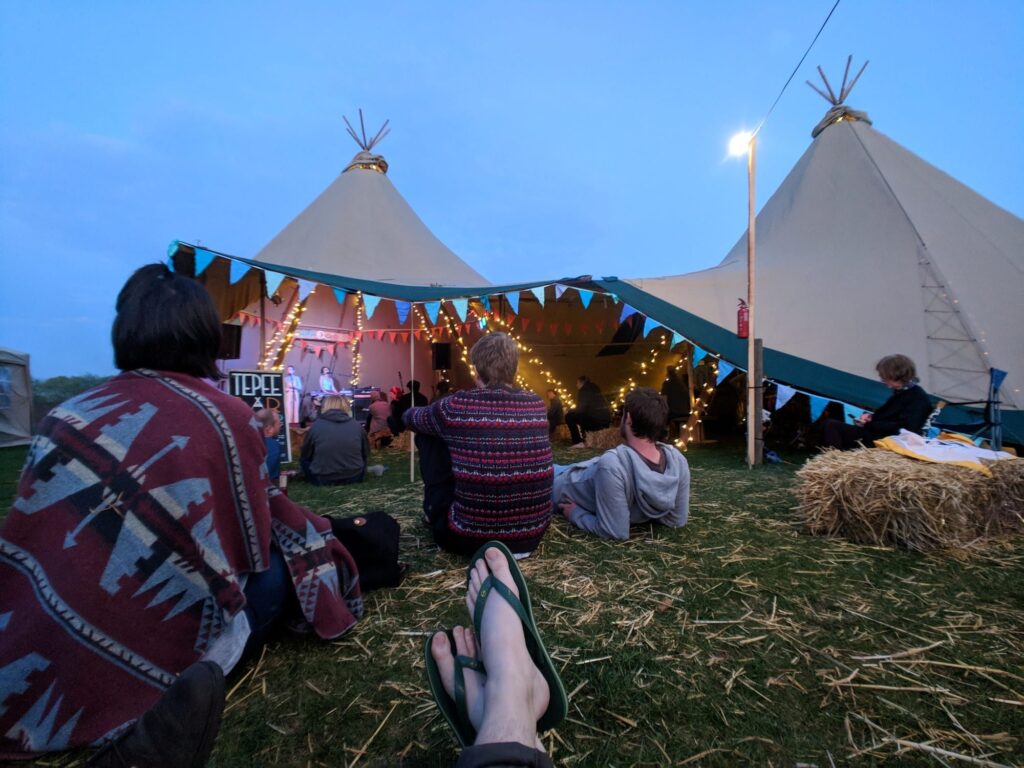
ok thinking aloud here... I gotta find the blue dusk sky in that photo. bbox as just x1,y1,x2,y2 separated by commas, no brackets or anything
1,1,1021,378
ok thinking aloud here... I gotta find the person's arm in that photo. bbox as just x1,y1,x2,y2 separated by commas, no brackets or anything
567,459,630,540
402,397,448,436
664,458,690,528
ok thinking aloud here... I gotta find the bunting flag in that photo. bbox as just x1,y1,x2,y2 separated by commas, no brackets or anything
843,404,867,424
363,295,382,320
775,384,797,411
578,289,594,310
549,323,558,336
479,295,491,312
424,301,441,324
554,284,568,300
228,259,250,285
507,292,520,315
530,287,545,307
312,345,322,357
521,317,531,331
563,323,572,335
809,395,830,423
331,287,348,305
692,347,708,368
671,332,684,348
167,240,180,260
400,332,410,344
643,316,663,337
299,340,308,350
296,279,317,301
716,360,735,385
620,304,638,323
265,271,286,298
594,320,605,335
451,298,468,321
193,248,217,276
395,301,411,325
414,330,423,341
327,344,336,356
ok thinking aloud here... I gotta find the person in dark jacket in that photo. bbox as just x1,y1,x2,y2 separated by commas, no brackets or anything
388,379,429,433
823,354,932,450
565,375,612,447
301,395,369,484
546,388,564,435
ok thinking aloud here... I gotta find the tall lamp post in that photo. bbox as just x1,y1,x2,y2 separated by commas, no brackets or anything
729,131,762,467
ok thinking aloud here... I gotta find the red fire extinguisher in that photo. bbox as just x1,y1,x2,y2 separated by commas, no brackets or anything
737,299,749,339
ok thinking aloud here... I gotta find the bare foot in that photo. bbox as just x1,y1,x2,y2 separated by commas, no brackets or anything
466,547,550,748
429,626,485,731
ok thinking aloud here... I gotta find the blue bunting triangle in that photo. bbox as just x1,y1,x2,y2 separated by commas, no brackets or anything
578,290,593,310
774,384,797,411
395,301,411,325
716,360,735,385
670,332,684,348
479,295,491,312
332,287,349,305
530,287,545,307
555,284,567,300
424,301,441,325
809,395,829,423
265,271,286,298
450,298,468,322
228,259,250,285
643,316,663,337
620,304,638,323
363,295,381,320
692,347,708,367
166,240,180,261
296,279,317,301
506,292,520,315
194,248,216,277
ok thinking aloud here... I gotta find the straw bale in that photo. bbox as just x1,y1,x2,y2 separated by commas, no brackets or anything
387,431,412,451
551,424,571,444
584,427,622,450
795,448,1024,552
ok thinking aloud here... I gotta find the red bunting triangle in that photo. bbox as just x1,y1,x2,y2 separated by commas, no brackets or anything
595,321,605,335
563,323,572,335
312,345,322,356
400,332,410,343
328,344,336,355
549,323,558,336
299,340,308,350
521,318,531,331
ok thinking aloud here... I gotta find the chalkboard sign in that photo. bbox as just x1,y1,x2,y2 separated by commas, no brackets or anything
228,369,292,462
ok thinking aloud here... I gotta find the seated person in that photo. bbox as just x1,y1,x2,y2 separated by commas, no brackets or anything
318,366,338,393
546,388,564,435
823,354,932,450
367,390,393,449
556,387,690,540
256,408,282,482
0,264,362,764
301,394,369,485
660,367,691,438
565,375,612,447
431,379,451,403
389,379,428,432
403,333,554,557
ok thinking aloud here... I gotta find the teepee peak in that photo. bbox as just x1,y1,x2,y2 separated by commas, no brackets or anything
342,109,390,174
807,56,872,137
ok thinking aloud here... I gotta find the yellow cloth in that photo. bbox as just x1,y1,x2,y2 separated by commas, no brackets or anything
874,429,1015,476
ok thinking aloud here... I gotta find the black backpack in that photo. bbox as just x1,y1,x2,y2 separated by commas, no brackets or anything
328,511,405,591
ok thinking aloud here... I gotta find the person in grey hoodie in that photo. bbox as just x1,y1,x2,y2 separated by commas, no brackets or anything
301,394,369,485
554,387,690,540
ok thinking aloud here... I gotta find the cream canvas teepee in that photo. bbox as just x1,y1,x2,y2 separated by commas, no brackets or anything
627,91,1023,435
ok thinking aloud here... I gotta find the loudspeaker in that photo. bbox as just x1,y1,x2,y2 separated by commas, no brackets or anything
431,342,451,370
218,324,242,360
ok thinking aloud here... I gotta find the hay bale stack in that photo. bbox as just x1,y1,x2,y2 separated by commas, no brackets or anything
551,424,571,444
584,427,621,450
387,430,412,452
796,449,1024,552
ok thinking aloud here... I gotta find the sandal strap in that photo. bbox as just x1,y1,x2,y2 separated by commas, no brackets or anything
452,653,484,737
472,574,531,640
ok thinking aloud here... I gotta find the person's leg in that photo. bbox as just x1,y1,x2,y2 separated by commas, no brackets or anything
416,433,456,524
239,545,294,665
823,419,866,450
565,411,583,445
300,458,321,485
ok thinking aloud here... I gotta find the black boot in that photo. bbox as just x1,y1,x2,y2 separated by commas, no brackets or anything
88,661,225,768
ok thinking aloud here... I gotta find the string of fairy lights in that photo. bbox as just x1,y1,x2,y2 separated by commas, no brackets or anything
255,286,735,450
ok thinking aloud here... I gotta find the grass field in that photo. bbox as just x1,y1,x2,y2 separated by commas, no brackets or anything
3,441,1022,767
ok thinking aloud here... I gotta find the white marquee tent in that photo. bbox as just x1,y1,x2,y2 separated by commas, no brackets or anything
0,347,33,448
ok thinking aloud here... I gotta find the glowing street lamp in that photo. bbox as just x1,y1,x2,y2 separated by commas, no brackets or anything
729,130,762,467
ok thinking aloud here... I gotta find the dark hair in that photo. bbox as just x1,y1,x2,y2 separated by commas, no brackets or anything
113,263,223,379
624,387,669,441
408,379,421,391
876,354,917,385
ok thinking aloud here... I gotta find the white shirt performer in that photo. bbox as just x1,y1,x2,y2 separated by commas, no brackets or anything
284,365,304,425
318,366,338,393
555,387,690,540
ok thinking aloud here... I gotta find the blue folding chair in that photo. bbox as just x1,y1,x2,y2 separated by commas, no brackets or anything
933,368,1007,451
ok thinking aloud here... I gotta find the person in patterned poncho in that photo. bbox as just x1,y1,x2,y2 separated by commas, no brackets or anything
0,264,363,764
403,332,554,557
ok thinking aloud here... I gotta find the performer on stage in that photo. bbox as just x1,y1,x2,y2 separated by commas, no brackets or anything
284,364,303,425
319,366,338,393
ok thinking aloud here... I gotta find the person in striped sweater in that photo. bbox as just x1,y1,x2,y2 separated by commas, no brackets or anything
403,332,554,557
